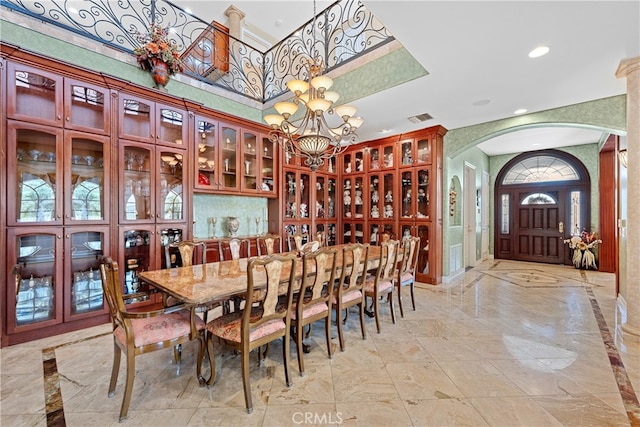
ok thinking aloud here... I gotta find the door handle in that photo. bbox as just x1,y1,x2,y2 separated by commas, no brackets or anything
559,222,564,233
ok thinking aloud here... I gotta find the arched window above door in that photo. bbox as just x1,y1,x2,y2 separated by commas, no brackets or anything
502,155,580,184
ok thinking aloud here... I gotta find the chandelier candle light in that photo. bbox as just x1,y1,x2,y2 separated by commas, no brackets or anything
264,1,363,172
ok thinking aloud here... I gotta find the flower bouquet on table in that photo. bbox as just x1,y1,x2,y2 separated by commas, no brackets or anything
564,230,602,269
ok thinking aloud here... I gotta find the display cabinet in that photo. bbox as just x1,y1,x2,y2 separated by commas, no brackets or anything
240,130,277,195
6,226,109,335
118,92,188,148
399,222,432,282
7,121,110,227
283,169,311,221
399,135,432,167
118,224,187,305
399,167,431,220
194,116,241,192
342,175,365,220
313,174,337,246
6,62,110,134
119,141,185,224
367,141,396,171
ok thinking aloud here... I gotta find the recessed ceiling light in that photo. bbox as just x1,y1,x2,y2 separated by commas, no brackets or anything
529,46,550,58
379,129,392,134
514,108,528,115
472,99,491,106
532,143,541,146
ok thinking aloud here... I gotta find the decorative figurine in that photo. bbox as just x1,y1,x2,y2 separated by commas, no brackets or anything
371,205,380,218
385,190,393,203
299,202,308,218
356,158,363,171
418,188,426,202
344,189,351,206
384,204,393,218
404,189,412,203
370,226,379,242
371,190,379,203
355,189,363,205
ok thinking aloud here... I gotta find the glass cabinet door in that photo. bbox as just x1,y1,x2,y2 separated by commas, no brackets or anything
155,103,187,148
327,178,337,219
416,168,430,220
401,140,414,166
195,116,217,190
415,224,431,276
300,173,311,220
8,229,62,332
120,143,154,222
401,170,415,219
219,124,239,190
157,149,184,222
242,130,258,191
284,170,298,219
64,78,110,133
7,62,62,126
353,176,364,219
65,131,110,224
65,227,108,319
315,176,326,219
120,228,155,303
119,94,153,143
8,122,63,226
260,135,276,194
416,137,432,165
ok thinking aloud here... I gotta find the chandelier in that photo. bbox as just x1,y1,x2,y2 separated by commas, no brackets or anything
264,1,364,172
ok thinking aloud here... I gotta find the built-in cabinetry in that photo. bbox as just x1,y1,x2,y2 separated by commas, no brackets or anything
194,115,277,196
339,126,446,284
4,62,112,345
279,153,338,246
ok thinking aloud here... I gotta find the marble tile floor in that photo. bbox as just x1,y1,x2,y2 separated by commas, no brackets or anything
2,259,639,426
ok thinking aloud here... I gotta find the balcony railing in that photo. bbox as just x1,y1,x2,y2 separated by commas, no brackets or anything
1,0,393,103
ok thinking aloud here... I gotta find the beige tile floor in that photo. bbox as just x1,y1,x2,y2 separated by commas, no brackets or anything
2,259,639,426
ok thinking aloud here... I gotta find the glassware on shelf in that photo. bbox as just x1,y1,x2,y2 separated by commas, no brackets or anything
83,155,95,166
28,149,42,161
136,154,146,171
17,148,25,160
71,155,81,165
255,216,260,235
46,152,56,162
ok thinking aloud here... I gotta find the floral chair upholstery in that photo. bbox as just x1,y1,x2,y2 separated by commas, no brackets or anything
332,243,370,351
99,258,206,422
205,253,298,413
364,240,399,333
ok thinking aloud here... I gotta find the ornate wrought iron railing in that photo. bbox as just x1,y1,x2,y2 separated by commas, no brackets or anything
1,0,393,103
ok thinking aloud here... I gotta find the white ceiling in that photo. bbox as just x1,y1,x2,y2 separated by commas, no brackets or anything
172,0,639,156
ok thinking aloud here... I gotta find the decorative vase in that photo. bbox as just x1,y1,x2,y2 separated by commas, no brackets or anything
151,58,170,91
227,216,240,237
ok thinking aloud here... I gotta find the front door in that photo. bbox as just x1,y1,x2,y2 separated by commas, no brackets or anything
514,190,565,263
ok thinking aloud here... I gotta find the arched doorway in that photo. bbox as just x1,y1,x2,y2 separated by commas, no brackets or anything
494,149,590,265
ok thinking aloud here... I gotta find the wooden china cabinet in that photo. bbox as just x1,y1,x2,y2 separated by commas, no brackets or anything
339,125,446,284
4,61,112,345
116,92,191,305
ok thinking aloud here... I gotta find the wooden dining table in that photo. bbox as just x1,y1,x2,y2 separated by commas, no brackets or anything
138,244,386,307
138,244,390,385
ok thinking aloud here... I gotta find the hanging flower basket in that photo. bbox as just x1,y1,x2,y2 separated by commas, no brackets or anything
564,230,602,270
133,24,183,89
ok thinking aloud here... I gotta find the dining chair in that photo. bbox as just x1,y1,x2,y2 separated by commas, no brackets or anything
287,231,309,252
333,243,369,351
164,240,205,269
218,238,250,261
163,240,228,323
256,233,283,256
364,239,399,333
314,230,328,247
291,246,338,376
99,257,206,422
205,253,298,414
397,236,420,317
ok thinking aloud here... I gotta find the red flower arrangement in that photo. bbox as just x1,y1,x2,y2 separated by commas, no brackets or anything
133,24,183,75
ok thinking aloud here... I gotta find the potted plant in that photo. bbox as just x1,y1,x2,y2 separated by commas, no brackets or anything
133,24,183,89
